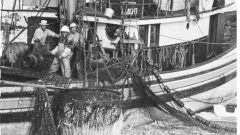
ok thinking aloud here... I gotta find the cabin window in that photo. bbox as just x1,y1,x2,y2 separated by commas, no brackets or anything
139,25,148,46
105,24,120,41
150,24,159,47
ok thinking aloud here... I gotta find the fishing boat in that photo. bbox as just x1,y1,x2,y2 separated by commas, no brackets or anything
0,0,237,133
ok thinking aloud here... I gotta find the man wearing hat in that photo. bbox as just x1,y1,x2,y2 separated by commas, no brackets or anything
111,27,130,57
49,25,73,82
68,23,85,79
31,20,60,50
68,23,85,47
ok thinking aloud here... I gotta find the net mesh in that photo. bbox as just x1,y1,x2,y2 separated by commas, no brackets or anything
29,87,58,135
29,74,122,135
53,89,121,134
130,66,237,133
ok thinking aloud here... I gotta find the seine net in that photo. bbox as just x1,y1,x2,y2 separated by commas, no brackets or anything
29,74,122,135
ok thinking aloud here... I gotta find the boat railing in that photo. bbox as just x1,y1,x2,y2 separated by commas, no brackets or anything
83,0,235,19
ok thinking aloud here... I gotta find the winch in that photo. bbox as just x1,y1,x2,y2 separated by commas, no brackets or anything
23,54,44,68
23,53,54,71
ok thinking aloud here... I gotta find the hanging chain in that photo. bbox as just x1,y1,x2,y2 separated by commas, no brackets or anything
150,66,236,133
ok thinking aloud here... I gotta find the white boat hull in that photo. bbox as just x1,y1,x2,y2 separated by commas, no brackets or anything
180,78,236,111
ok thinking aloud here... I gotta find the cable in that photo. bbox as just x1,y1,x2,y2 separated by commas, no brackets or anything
35,0,50,17
39,0,51,17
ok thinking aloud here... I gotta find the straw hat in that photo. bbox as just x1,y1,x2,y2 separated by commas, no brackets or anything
39,20,49,25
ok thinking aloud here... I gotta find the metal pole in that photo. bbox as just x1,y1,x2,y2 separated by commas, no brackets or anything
142,0,144,18
120,0,124,56
96,63,99,87
81,1,87,88
0,80,66,91
93,1,99,87
157,0,159,17
160,0,162,15
0,0,2,97
83,28,87,88
12,0,17,10
93,1,97,46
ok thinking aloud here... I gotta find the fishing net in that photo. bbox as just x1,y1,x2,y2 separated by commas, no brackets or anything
29,73,122,135
120,49,237,133
27,44,236,135
130,69,237,133
52,89,122,135
28,87,58,135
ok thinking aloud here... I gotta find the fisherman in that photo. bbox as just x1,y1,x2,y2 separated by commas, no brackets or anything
111,27,130,57
68,23,85,47
49,25,72,81
69,22,85,79
31,20,60,51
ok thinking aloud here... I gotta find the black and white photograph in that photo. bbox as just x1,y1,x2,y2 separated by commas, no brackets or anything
0,0,237,134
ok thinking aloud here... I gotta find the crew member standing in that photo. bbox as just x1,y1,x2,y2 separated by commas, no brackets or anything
69,22,85,79
49,25,72,81
112,28,129,57
31,20,59,51
68,23,84,47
